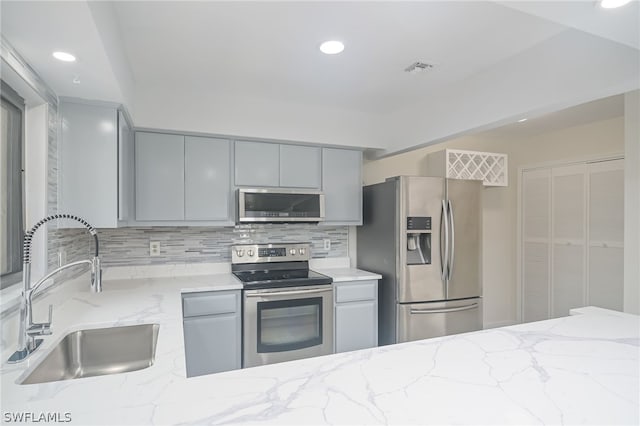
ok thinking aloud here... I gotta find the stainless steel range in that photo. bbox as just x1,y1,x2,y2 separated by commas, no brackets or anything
232,243,333,368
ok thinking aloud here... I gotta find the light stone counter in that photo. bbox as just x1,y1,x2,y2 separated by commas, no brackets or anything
1,269,638,425
314,267,382,283
310,257,382,282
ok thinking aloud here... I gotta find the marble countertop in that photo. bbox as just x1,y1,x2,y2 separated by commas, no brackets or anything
310,257,382,282
314,267,382,282
2,269,638,425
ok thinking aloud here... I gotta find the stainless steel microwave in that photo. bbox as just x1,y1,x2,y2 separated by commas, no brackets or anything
237,188,325,223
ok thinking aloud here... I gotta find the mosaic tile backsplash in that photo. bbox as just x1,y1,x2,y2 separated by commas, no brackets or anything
48,224,348,269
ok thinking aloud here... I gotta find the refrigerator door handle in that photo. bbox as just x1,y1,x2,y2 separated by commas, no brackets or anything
447,199,455,281
440,199,449,282
410,302,479,315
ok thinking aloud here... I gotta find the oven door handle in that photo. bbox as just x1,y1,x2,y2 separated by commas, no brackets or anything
245,288,331,297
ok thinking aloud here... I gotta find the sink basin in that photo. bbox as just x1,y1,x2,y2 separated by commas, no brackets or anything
20,323,160,385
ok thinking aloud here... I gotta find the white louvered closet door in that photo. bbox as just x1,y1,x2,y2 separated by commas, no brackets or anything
588,159,625,311
551,164,587,318
522,169,551,322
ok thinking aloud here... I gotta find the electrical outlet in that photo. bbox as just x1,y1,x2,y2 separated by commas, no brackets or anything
57,250,66,267
149,241,161,257
323,239,331,250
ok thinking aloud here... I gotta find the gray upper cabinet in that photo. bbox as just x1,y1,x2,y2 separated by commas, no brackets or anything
185,136,232,220
322,148,363,224
279,145,321,188
134,132,233,224
235,141,280,187
135,132,185,221
118,110,134,222
235,141,321,188
60,101,130,228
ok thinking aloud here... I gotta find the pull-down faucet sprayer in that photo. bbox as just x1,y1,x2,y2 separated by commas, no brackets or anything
7,214,102,363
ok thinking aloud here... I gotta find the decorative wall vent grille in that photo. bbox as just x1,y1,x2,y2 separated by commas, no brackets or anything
426,149,508,187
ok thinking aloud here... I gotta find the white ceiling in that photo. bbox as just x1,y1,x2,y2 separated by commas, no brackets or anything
1,1,638,156
477,93,625,140
112,1,566,114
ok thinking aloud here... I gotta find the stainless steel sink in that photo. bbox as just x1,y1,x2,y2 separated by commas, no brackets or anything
20,323,160,385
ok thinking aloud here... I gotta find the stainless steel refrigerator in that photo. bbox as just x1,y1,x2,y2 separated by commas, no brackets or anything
357,176,483,345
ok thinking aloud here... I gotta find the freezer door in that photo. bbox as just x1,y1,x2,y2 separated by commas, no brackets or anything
396,298,483,343
446,179,482,300
398,176,446,303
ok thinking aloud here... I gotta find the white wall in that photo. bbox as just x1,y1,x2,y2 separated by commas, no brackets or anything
363,116,625,328
133,86,384,150
624,90,639,314
24,103,49,281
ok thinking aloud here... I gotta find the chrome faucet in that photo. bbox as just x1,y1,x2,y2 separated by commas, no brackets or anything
7,214,102,363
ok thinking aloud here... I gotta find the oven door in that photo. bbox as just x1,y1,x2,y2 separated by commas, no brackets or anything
243,285,333,368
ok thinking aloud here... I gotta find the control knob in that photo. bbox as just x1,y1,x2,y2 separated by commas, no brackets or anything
289,248,296,256
299,248,306,255
236,249,244,257
247,249,254,257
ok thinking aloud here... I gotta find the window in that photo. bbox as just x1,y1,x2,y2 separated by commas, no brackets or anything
1,81,25,289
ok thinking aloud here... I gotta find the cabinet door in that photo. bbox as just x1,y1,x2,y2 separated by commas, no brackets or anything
185,136,231,220
235,141,279,187
588,159,624,311
117,111,133,222
60,102,118,228
551,164,586,318
279,145,321,188
522,169,551,322
183,314,240,377
322,148,362,224
135,132,185,220
335,301,377,353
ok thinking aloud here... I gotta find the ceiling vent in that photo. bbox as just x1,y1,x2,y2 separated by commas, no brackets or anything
404,62,435,74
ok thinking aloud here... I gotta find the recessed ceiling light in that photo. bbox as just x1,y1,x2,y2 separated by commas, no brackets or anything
72,75,81,84
600,0,632,8
517,118,528,123
53,51,76,62
319,41,344,55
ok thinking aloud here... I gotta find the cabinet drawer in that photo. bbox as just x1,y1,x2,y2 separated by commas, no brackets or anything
335,280,377,303
182,291,238,318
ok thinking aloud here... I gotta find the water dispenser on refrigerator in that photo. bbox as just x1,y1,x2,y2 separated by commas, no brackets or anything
406,216,431,265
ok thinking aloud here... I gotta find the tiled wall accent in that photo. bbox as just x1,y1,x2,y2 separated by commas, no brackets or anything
47,102,58,217
49,224,348,268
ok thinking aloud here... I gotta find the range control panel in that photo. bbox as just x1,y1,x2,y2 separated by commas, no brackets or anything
231,243,310,264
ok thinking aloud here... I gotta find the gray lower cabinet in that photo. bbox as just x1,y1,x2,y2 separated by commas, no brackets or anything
334,280,378,353
322,148,363,224
182,290,241,377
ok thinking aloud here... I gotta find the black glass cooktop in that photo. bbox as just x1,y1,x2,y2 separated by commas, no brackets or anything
233,268,332,289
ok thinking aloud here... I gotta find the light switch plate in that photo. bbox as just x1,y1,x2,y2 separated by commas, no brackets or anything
323,239,331,250
149,241,161,256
